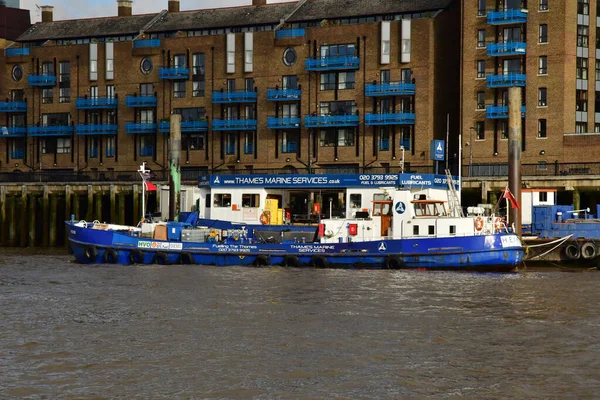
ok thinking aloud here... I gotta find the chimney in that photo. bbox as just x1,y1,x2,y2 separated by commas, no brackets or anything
41,5,54,22
117,0,133,17
252,0,267,5
168,0,179,13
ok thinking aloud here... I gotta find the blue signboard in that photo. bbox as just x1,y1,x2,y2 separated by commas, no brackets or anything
201,173,456,190
430,140,445,161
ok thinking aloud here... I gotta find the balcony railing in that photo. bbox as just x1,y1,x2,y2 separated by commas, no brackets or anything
158,67,189,80
139,146,154,157
379,139,390,151
487,41,527,56
133,39,160,48
0,101,27,113
27,75,57,87
305,56,360,71
304,114,359,128
212,119,257,131
0,126,27,137
487,9,528,25
158,120,209,133
486,73,527,88
125,122,157,134
266,89,301,101
225,143,236,155
267,116,301,129
212,91,257,104
365,82,416,97
10,149,25,159
244,143,255,154
28,125,74,136
75,97,118,109
6,47,30,56
486,105,526,119
365,112,416,126
281,142,298,153
125,95,157,108
76,124,118,135
275,28,306,39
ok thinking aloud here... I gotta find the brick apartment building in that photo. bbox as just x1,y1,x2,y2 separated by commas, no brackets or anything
0,0,460,176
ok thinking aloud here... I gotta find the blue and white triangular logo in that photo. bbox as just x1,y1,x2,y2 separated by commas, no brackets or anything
213,177,220,184
436,142,443,152
395,201,406,215
378,242,387,252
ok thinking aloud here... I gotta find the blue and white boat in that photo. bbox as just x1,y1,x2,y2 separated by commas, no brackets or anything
66,171,524,271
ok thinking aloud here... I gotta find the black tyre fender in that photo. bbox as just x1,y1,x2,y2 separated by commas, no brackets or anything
84,245,98,261
283,255,300,268
564,242,580,260
311,255,328,268
129,249,144,264
254,254,270,267
154,252,170,265
179,252,195,265
580,242,597,260
104,248,118,264
385,255,403,269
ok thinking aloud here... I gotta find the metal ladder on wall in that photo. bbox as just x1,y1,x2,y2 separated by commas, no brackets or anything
445,169,464,218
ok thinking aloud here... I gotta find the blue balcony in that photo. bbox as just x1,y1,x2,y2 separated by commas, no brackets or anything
379,139,390,151
76,124,118,135
365,112,416,126
158,120,209,133
305,56,360,71
400,138,411,150
89,147,99,158
6,48,29,56
267,116,301,129
27,75,56,87
28,125,74,137
487,41,527,56
486,73,526,87
158,67,189,80
76,97,118,110
487,9,528,25
125,95,157,108
10,149,25,159
304,114,359,128
133,39,160,48
365,82,416,97
0,127,27,137
139,146,154,157
125,122,157,134
225,143,235,155
266,89,301,101
275,28,306,39
281,142,297,153
0,101,27,113
212,91,257,104
212,119,257,131
244,143,254,154
485,105,526,119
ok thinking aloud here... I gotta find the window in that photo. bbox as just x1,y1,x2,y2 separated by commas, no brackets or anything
401,69,412,83
577,25,589,48
320,73,335,90
192,53,205,97
140,58,153,74
244,105,255,119
337,128,354,146
107,110,116,124
538,119,547,138
106,136,115,158
242,194,260,208
595,123,600,133
578,0,589,15
57,138,71,154
477,91,485,109
245,78,254,92
140,83,153,96
11,90,24,102
281,103,298,118
174,54,186,68
379,127,390,151
283,47,297,66
42,113,70,126
227,49,235,67
90,43,98,81
319,101,357,116
478,0,486,16
183,133,205,150
319,129,354,147
140,135,154,157
320,43,356,58
539,0,548,10
596,91,600,112
282,75,298,90
413,225,419,235
227,79,236,92
596,60,600,81
106,43,114,80
11,65,23,81
244,132,254,154
90,86,98,98
106,85,115,98
477,29,486,47
476,121,485,140
225,133,235,155
89,137,99,158
380,70,390,84
539,24,548,43
538,56,547,75
539,192,548,202
338,71,355,89
193,81,205,97
449,225,456,235
576,57,588,80
477,60,486,78
213,194,232,207
173,107,206,122
42,88,53,104
428,225,435,235
576,122,588,133
140,109,154,123
538,87,547,106
500,120,508,139
349,194,362,209
174,81,186,98
59,61,70,102
576,89,588,111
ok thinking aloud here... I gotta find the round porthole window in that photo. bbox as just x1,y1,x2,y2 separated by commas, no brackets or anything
140,57,153,74
11,65,23,81
283,47,297,67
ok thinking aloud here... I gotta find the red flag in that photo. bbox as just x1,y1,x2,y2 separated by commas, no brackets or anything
503,188,520,209
144,181,157,191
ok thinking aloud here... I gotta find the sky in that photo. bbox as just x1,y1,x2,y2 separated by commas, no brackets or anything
20,0,296,22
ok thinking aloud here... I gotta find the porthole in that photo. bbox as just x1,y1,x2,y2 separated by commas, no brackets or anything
283,47,297,67
140,57,153,74
11,65,23,81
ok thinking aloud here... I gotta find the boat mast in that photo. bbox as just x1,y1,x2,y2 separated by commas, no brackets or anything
138,162,150,221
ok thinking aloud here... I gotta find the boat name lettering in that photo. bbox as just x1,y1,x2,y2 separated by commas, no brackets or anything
290,244,335,253
500,235,521,248
137,241,183,251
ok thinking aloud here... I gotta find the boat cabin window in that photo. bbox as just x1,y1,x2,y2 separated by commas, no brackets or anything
429,225,435,235
373,201,392,216
350,193,361,208
373,194,388,201
413,225,419,235
213,193,231,207
539,192,547,202
450,225,456,235
413,200,447,217
242,193,260,208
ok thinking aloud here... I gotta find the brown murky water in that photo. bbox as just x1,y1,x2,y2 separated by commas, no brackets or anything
1,253,599,399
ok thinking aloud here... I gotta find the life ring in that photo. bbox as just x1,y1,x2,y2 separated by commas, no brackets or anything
283,255,300,268
564,242,580,260
179,252,195,265
253,254,270,267
494,217,503,231
474,216,484,231
260,211,271,225
385,255,403,270
311,255,328,268
580,242,597,260
129,249,144,264
84,245,98,261
104,248,118,264
154,252,170,265
209,230,219,238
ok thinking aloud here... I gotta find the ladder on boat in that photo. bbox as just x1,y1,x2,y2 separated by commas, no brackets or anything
445,169,464,218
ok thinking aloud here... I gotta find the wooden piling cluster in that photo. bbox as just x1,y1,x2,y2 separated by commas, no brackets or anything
0,183,150,248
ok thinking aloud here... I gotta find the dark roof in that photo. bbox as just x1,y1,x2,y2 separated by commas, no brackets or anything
146,2,298,33
287,0,453,22
17,14,157,41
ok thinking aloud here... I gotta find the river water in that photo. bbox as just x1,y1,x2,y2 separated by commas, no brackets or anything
1,252,599,399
